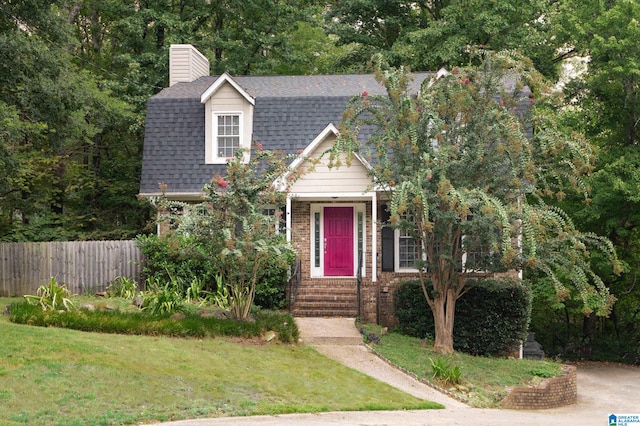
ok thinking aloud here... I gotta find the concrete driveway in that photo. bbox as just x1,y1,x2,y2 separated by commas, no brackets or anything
147,318,640,426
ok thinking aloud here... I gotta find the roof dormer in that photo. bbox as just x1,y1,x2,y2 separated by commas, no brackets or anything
201,74,255,164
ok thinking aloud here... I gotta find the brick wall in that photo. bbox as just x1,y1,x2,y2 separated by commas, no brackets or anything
499,365,577,410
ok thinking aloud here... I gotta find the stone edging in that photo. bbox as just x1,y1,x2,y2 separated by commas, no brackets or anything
363,343,470,404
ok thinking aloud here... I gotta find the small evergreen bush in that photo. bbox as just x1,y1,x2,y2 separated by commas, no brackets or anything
394,277,531,356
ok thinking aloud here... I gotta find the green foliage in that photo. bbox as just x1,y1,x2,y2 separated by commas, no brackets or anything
23,277,74,312
393,279,434,339
394,278,531,357
530,0,640,363
254,248,296,310
253,310,300,343
453,278,532,356
169,147,298,320
336,54,619,353
0,7,151,242
8,300,298,343
429,357,462,385
135,234,219,291
325,0,557,77
106,276,139,299
140,277,186,316
209,275,231,310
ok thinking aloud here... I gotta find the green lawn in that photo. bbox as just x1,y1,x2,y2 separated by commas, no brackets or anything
362,325,562,407
0,298,440,426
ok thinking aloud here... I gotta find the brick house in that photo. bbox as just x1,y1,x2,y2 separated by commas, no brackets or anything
139,45,526,325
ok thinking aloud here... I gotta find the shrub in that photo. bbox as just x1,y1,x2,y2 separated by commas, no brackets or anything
393,280,434,339
24,277,74,311
8,300,298,343
254,247,295,310
136,234,218,292
141,277,186,315
394,277,531,356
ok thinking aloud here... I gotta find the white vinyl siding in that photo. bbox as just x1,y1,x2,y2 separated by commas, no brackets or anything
289,136,371,194
169,44,209,87
204,82,253,164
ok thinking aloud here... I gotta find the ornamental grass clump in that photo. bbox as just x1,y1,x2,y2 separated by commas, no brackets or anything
23,277,74,312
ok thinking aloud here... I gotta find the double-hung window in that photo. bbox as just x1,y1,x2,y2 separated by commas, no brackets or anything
395,212,420,271
215,113,241,159
398,227,419,269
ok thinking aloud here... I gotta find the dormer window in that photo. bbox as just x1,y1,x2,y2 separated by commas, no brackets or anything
215,112,242,159
201,74,254,165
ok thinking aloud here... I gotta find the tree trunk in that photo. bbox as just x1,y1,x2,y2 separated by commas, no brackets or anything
431,288,457,354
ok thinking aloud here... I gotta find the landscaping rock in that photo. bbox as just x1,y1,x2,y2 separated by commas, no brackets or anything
133,295,144,309
263,331,277,342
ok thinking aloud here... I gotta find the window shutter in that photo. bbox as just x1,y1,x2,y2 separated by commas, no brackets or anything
380,205,394,272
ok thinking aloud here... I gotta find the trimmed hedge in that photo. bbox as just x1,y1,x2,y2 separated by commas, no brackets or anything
394,277,532,356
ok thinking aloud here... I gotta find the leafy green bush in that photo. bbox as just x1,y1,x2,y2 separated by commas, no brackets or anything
393,279,434,339
254,246,295,310
24,277,74,311
9,300,299,343
136,234,218,292
394,277,531,356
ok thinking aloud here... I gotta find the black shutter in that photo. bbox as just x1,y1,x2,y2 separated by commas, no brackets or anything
380,205,394,272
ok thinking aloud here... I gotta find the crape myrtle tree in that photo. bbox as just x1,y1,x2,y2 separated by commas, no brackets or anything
164,146,302,320
333,53,621,354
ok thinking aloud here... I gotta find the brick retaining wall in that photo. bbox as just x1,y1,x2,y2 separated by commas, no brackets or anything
500,365,577,409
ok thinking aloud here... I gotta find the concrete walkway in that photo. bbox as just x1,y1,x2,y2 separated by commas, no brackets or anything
148,318,640,426
294,317,467,408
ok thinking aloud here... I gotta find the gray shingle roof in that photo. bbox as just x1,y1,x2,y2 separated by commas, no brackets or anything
140,73,431,196
139,72,531,196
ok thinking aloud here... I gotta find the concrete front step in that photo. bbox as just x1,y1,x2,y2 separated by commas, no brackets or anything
292,308,359,317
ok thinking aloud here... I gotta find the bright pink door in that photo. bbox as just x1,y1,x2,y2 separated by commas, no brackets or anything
324,207,354,276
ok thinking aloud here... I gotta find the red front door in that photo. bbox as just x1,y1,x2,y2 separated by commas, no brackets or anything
324,207,354,276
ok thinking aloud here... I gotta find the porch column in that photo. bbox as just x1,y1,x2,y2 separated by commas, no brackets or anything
372,191,377,282
286,194,292,243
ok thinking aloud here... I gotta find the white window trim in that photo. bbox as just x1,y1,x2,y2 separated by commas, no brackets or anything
208,111,247,164
310,203,367,278
394,227,421,273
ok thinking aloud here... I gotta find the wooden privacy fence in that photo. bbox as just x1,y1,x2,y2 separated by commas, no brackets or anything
0,240,143,297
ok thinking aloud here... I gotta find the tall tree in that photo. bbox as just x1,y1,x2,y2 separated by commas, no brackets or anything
534,0,640,357
0,1,150,241
334,54,620,353
325,0,558,77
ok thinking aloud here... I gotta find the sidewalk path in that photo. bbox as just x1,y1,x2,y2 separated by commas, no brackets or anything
294,317,468,408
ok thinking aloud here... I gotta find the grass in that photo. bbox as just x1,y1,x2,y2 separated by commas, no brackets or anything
0,298,440,425
360,324,562,408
